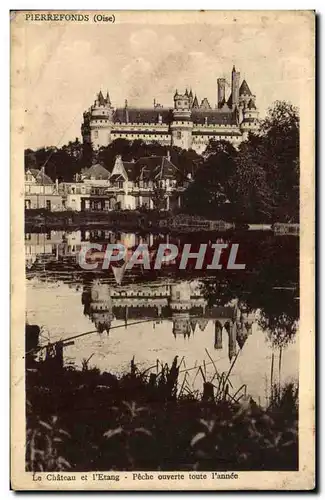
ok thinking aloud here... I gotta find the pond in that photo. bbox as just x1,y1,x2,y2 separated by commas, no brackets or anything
25,228,299,406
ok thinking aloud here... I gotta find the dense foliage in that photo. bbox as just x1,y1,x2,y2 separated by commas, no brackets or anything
184,101,299,223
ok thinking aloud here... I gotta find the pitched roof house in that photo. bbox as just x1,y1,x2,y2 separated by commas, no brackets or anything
109,154,181,185
81,163,111,180
26,168,54,185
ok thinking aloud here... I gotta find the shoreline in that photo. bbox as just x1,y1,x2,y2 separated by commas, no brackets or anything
25,210,237,233
25,211,299,236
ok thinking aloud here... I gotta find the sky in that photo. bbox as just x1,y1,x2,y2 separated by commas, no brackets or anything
17,11,314,150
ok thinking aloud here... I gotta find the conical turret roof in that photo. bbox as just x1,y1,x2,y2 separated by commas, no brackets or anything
239,80,252,96
247,98,257,110
98,90,105,105
192,95,199,108
197,318,209,331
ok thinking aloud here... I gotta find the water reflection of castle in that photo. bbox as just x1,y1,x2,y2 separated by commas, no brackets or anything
82,279,255,361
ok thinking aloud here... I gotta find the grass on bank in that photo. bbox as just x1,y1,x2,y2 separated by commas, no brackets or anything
26,352,298,472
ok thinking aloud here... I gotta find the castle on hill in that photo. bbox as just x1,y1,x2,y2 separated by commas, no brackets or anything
81,66,259,154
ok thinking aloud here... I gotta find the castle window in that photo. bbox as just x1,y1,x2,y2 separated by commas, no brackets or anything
178,101,181,106
94,131,98,139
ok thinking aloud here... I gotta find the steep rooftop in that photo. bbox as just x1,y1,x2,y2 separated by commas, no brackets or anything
239,80,252,96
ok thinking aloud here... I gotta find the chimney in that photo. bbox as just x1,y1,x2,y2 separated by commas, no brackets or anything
217,78,226,107
231,65,240,109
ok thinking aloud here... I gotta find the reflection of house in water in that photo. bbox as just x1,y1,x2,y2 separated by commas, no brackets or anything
25,231,65,268
57,230,90,257
25,229,171,274
80,228,171,249
82,279,255,360
25,229,189,271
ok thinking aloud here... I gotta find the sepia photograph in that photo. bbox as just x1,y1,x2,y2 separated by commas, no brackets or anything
10,10,315,490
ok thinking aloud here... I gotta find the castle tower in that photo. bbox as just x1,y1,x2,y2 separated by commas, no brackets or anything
171,90,193,149
82,90,114,150
240,98,259,140
231,66,240,109
217,78,226,108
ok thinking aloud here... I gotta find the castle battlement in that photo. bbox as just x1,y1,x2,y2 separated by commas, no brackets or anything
82,66,259,154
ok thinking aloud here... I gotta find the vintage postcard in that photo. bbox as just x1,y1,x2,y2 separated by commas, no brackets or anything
11,10,315,490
